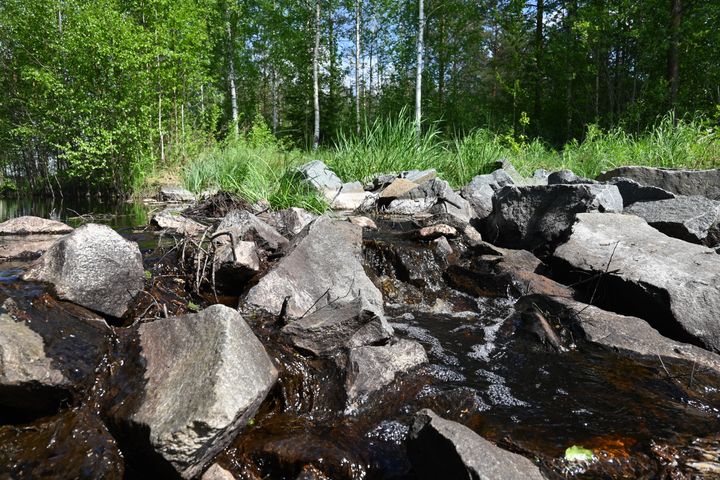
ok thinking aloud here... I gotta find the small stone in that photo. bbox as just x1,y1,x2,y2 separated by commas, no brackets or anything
348,216,378,230
463,225,483,246
433,236,453,256
419,224,457,239
380,178,420,199
201,464,236,480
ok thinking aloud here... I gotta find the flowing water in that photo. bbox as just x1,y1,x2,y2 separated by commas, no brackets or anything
0,204,719,479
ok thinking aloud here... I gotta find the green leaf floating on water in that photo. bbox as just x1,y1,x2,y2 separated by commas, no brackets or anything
565,445,595,462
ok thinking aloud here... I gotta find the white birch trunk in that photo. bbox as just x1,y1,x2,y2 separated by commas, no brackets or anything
313,0,321,150
415,0,425,141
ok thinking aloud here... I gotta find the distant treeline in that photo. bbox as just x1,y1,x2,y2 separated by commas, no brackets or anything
0,0,717,195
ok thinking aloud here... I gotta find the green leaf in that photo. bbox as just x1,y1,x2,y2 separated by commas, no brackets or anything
564,445,594,462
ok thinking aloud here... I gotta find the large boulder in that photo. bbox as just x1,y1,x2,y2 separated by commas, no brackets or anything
0,216,73,235
554,213,720,352
108,305,277,479
0,298,109,415
484,184,623,250
460,169,515,219
345,338,427,405
597,166,720,199
408,409,544,480
243,216,383,318
281,297,393,356
296,160,344,197
515,295,720,376
383,179,473,223
625,195,720,247
22,224,144,318
608,177,675,207
215,210,288,252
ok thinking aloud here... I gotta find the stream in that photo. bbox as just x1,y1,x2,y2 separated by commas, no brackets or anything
0,201,719,479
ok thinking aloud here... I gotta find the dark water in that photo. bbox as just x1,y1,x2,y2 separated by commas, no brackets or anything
1,205,719,479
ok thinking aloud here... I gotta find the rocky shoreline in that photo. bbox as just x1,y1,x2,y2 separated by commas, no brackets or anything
1,162,720,479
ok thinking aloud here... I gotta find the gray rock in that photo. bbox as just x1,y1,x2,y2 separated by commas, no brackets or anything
547,169,596,185
515,295,720,376
243,216,383,318
0,216,73,235
121,305,277,479
380,178,421,199
366,173,398,191
597,166,720,199
213,240,261,283
296,160,344,195
608,177,675,207
160,186,196,202
408,409,545,480
484,184,623,249
554,213,720,352
345,338,427,405
348,216,378,230
533,168,550,182
22,224,144,318
281,297,393,356
400,168,437,185
151,209,206,236
215,210,288,252
419,224,457,239
261,207,317,237
625,195,720,246
492,159,546,186
386,179,473,223
0,235,62,261
329,191,373,211
201,464,236,480
460,170,515,219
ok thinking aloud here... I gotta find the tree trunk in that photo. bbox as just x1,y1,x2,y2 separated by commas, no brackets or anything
313,0,321,150
355,0,362,135
271,66,279,134
668,0,682,112
534,0,543,129
227,22,239,137
415,0,425,141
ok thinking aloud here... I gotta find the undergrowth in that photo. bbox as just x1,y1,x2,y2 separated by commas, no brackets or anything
172,113,719,212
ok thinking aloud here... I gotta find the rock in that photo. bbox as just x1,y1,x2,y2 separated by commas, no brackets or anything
597,166,720,199
366,173,398,191
463,225,484,246
201,464,236,480
348,216,378,230
625,195,720,246
296,160,344,195
492,158,546,186
460,170,515,219
345,338,427,404
0,235,62,261
0,297,109,415
433,236,453,256
262,207,316,237
0,409,124,480
151,209,206,236
22,224,144,318
484,184,623,250
408,409,544,480
296,465,330,480
554,213,720,352
213,240,261,284
111,305,277,479
380,178,421,199
160,185,196,202
515,295,720,375
0,216,73,235
385,179,473,223
608,177,675,207
418,224,457,239
329,186,372,210
547,169,596,185
400,168,437,185
215,210,288,252
533,168,550,182
281,297,393,356
243,216,383,318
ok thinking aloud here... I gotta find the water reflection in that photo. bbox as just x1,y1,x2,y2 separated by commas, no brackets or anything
0,197,149,229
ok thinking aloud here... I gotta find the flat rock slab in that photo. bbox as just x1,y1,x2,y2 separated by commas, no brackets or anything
282,298,393,356
22,223,145,318
345,338,427,406
515,295,720,376
112,305,277,479
484,184,623,250
597,166,720,199
380,178,421,199
0,216,73,235
554,213,720,352
160,186,196,202
408,409,544,480
0,235,62,261
609,177,675,207
625,195,720,246
151,209,206,236
243,216,383,318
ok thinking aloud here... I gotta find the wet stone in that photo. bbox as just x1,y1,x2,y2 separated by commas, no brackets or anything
0,216,73,235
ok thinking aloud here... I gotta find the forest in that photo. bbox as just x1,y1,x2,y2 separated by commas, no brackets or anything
0,0,718,198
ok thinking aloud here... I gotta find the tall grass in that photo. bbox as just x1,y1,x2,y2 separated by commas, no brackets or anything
175,112,719,213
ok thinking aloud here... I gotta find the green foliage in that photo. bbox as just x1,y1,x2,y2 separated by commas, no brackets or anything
564,445,595,462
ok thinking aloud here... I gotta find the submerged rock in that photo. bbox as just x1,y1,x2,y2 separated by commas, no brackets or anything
109,305,277,479
625,195,720,246
554,213,720,352
22,223,144,318
516,295,720,376
243,216,383,318
597,166,720,199
0,216,73,235
282,297,393,356
484,184,623,250
151,208,206,236
345,338,427,405
407,409,545,480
